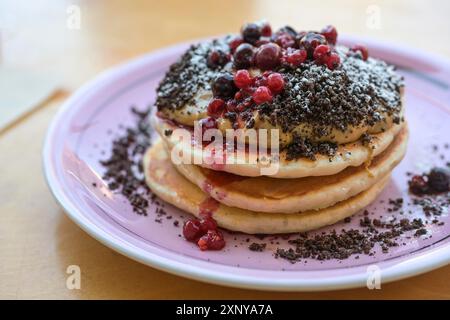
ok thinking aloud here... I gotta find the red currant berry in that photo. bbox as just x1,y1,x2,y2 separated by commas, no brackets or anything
233,43,255,69
350,44,369,61
299,32,327,58
260,22,272,37
255,43,281,70
252,86,273,104
284,49,307,67
207,98,225,118
326,52,340,70
241,23,261,45
183,219,203,241
197,230,226,251
207,50,229,69
313,44,331,65
211,73,237,98
229,36,243,53
267,73,285,93
199,216,218,233
275,33,296,49
409,175,429,195
234,69,253,89
321,25,338,45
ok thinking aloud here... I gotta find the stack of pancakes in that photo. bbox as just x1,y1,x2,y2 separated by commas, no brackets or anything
144,114,407,234
143,33,407,235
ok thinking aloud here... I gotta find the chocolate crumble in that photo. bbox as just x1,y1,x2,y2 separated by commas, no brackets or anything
275,216,427,262
100,107,153,215
258,46,403,139
155,38,231,112
249,243,267,252
283,134,337,160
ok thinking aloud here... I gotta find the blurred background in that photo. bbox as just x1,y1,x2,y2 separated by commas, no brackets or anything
1,0,450,90
1,0,449,299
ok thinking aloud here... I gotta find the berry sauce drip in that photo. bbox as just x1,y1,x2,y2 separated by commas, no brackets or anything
201,168,247,197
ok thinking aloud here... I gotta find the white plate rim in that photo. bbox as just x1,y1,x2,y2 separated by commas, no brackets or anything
43,35,450,292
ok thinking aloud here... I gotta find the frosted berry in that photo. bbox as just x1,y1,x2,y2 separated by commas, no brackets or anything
255,43,281,70
211,73,237,98
233,43,255,69
241,23,261,44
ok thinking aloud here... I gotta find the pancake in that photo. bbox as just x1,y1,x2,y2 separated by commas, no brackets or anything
152,112,405,178
143,140,390,234
173,125,408,213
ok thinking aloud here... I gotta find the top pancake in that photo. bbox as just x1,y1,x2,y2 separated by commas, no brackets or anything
152,112,405,178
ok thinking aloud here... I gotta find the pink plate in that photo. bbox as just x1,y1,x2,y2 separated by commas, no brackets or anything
43,35,450,291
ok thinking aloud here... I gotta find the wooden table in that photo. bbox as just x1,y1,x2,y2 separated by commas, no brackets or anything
1,0,449,299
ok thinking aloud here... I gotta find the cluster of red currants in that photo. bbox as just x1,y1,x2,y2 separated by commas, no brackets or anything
183,215,226,251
